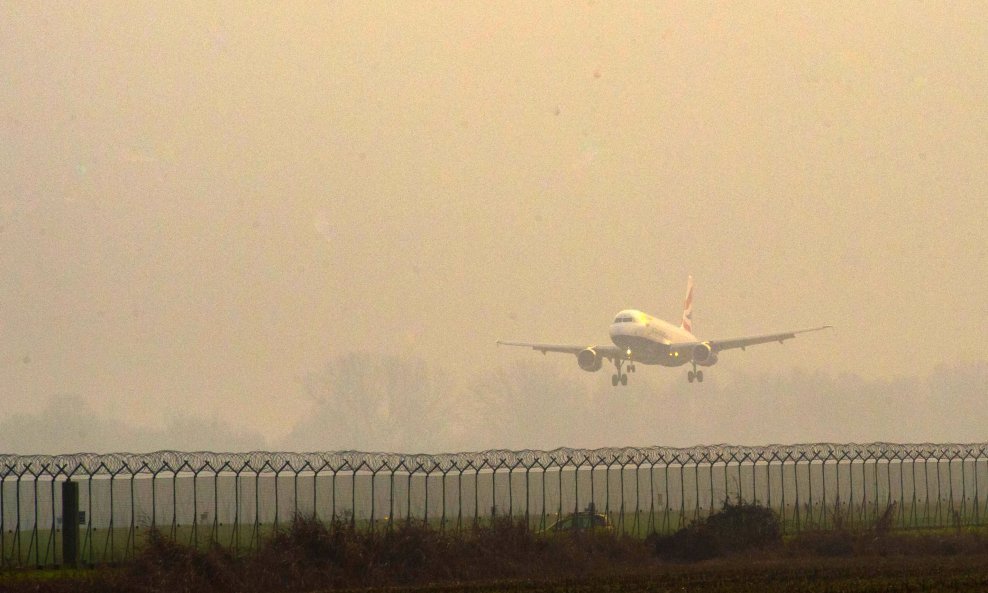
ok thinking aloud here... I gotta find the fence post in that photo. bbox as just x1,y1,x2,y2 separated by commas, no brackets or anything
61,480,79,568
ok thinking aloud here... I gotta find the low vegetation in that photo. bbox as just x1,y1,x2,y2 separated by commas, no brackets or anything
649,500,783,561
3,504,988,592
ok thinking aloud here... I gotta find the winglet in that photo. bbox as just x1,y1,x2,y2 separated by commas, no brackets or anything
681,275,694,334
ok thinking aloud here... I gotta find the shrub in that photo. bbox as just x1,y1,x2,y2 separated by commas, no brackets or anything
650,500,782,562
114,527,237,593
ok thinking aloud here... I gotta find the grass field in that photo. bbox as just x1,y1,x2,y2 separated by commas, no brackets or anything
4,501,981,569
4,544,988,592
354,555,988,593
4,502,988,592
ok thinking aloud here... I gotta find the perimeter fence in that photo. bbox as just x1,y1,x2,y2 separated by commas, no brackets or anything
3,442,988,567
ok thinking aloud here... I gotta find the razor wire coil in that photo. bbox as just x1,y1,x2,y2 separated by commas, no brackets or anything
3,442,988,568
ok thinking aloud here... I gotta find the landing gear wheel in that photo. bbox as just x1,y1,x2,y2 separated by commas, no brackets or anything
611,358,627,387
629,364,636,373
696,370,704,383
688,370,695,383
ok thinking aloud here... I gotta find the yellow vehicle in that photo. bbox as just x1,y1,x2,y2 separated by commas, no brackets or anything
543,510,613,533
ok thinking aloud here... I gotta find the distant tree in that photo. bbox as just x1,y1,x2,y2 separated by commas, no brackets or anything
285,353,455,452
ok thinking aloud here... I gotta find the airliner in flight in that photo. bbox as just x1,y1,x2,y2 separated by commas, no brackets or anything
497,276,830,385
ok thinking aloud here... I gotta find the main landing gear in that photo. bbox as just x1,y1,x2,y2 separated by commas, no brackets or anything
687,362,704,383
611,357,635,387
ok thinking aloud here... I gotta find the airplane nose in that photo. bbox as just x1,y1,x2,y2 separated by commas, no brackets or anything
610,322,633,338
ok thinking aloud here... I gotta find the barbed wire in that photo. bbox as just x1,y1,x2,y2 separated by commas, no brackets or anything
3,442,987,479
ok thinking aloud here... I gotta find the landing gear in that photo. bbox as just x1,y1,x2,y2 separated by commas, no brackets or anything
687,364,704,383
611,358,630,387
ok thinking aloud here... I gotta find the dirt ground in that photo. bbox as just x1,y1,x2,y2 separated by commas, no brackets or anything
368,555,988,593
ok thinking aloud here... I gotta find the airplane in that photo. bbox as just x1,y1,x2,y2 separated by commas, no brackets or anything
497,276,831,385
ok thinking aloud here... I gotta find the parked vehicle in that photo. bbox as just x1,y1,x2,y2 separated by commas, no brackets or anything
543,510,612,533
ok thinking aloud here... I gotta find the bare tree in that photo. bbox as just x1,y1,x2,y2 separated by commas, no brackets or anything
285,353,456,452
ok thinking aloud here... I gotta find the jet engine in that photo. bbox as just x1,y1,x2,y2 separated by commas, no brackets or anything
577,348,603,372
692,343,719,367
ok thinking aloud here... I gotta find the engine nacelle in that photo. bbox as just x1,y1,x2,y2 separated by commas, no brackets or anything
577,348,603,372
692,343,719,367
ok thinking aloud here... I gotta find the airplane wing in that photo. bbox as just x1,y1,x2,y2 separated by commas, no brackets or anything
496,341,625,359
701,325,833,352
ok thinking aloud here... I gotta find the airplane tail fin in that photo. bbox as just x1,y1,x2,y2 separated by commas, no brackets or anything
681,275,694,334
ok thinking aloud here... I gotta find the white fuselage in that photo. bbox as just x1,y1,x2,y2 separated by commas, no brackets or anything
608,309,699,367
496,275,828,385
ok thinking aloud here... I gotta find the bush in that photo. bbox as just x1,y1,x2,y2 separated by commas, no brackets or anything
650,500,782,562
115,527,238,593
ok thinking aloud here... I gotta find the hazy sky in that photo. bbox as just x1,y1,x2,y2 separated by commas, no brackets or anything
2,3,985,453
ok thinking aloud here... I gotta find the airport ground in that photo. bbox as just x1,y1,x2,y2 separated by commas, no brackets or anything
4,520,988,592
381,556,988,593
2,552,988,593
380,556,988,593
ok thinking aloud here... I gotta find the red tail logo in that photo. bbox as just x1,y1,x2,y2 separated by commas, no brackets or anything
681,275,694,334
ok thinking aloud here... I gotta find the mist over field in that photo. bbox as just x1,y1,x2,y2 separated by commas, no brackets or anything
2,356,984,454
2,4,986,455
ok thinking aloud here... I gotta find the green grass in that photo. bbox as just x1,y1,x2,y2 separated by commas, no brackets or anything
5,508,988,593
3,503,986,569
1,522,284,567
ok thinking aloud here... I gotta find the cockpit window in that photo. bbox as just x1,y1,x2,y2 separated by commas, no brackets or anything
614,316,635,323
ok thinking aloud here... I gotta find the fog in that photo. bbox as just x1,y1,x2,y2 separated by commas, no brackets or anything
2,358,985,455
2,4,986,454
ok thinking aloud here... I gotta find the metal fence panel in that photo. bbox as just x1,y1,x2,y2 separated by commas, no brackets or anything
2,443,987,567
